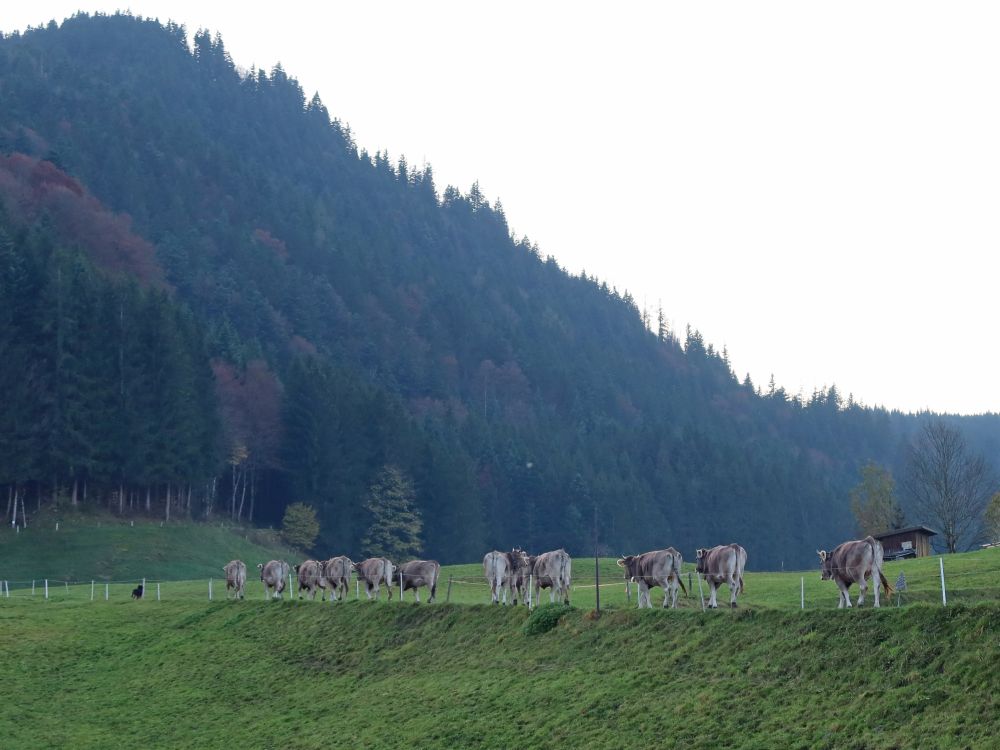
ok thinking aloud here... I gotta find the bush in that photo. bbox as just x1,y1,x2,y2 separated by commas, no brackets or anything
522,604,573,636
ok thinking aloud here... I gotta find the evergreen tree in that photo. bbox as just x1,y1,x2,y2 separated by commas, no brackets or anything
361,465,423,560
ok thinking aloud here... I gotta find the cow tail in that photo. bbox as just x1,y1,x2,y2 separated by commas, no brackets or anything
879,569,892,598
674,573,688,596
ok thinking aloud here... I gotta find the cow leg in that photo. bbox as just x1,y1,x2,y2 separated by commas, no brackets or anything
708,580,718,608
837,580,850,608
729,575,738,608
856,577,867,607
415,588,421,603
873,572,881,608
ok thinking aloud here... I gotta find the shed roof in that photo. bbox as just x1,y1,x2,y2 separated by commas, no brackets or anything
873,525,938,539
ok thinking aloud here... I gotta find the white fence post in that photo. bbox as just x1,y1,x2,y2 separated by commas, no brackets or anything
3,580,8,598
105,583,109,601
288,573,293,600
209,578,213,601
142,578,146,600
356,580,359,600
528,575,534,610
696,573,706,612
157,582,161,601
91,581,95,601
32,580,35,596
399,571,404,602
800,577,804,610
44,579,49,600
939,557,947,606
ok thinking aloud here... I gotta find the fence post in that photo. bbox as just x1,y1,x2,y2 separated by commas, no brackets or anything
105,583,109,601
32,580,35,596
399,571,404,603
288,573,293,600
528,574,534,610
939,557,947,607
209,578,213,601
446,576,453,603
688,572,693,597
696,573,705,612
157,582,161,601
142,578,146,600
64,580,69,595
91,581,95,601
44,579,48,600
800,577,804,610
356,580,359,600
626,579,631,604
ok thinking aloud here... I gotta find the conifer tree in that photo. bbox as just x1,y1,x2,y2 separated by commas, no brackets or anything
361,465,423,560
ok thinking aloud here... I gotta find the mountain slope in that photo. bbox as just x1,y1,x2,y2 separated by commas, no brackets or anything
0,13,996,567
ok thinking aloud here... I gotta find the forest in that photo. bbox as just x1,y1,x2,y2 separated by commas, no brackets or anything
1,13,997,568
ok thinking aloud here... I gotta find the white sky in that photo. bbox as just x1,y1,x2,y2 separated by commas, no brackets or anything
7,3,999,415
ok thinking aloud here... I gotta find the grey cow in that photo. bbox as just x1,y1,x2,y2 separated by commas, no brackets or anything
483,551,509,604
323,556,353,601
354,557,396,601
527,549,572,605
223,559,247,599
695,544,746,608
818,536,890,608
294,560,328,600
395,560,441,603
258,559,290,599
618,548,686,608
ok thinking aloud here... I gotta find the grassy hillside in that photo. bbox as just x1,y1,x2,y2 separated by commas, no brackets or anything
0,593,996,749
0,510,301,584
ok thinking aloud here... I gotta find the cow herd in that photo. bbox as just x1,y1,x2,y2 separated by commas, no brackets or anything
220,535,892,610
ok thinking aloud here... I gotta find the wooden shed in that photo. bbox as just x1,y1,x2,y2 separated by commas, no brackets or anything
873,525,938,558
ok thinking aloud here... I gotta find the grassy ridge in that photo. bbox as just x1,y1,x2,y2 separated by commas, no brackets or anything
0,595,997,749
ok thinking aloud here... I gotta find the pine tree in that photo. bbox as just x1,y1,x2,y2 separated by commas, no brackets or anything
361,465,423,559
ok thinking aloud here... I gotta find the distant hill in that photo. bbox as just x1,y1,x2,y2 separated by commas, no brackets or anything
1,13,997,567
0,509,300,582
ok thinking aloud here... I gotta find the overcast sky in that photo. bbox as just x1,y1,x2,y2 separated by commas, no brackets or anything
7,2,999,415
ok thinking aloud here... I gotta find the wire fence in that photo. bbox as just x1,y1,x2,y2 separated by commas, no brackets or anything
2,558,998,610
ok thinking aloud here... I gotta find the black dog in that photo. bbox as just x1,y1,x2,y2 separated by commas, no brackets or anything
131,584,143,600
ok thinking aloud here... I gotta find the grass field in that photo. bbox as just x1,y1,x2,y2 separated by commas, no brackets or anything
0,509,301,584
1,591,997,749
3,523,998,748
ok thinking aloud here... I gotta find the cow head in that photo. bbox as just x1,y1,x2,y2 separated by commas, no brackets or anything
817,549,833,580
257,562,265,580
293,564,301,573
695,548,708,574
617,555,638,581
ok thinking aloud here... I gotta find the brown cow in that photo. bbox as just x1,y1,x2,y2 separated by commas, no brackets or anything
395,560,441,603
527,549,572,605
323,556,353,602
223,559,247,599
695,544,747,608
817,536,890,608
294,560,328,601
354,557,396,601
617,548,687,608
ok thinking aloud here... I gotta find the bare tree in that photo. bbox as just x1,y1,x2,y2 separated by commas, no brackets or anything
902,421,996,553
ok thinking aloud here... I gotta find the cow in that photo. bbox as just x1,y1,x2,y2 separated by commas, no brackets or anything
395,560,441,603
223,559,247,599
257,559,290,599
483,551,510,604
617,548,687,608
817,536,890,608
506,548,531,605
323,556,353,602
695,544,747,608
527,549,572,605
294,560,328,601
354,557,396,601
